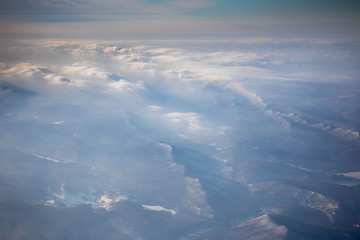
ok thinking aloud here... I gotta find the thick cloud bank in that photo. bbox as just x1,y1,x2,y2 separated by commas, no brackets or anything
0,39,360,239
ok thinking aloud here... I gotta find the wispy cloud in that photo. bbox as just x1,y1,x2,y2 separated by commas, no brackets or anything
51,121,64,125
33,154,61,163
142,204,177,215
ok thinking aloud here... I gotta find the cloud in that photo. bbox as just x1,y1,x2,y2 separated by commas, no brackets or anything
107,80,145,93
165,112,202,132
148,105,163,111
278,112,360,142
236,215,288,237
227,83,267,110
44,74,70,84
45,43,360,141
0,55,145,96
33,154,60,163
52,183,66,200
1,37,360,240
226,83,359,142
51,121,64,125
96,194,128,211
264,110,291,128
0,62,45,77
61,63,109,85
185,177,212,216
224,82,292,128
337,171,360,179
1,40,358,148
330,128,359,142
141,204,177,215
111,46,269,85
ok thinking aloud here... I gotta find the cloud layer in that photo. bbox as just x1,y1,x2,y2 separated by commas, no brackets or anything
1,39,358,143
0,39,360,239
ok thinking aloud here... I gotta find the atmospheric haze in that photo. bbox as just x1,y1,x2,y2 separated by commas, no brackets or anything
1,1,360,239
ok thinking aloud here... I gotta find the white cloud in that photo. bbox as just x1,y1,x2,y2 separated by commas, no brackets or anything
226,82,292,128
44,199,56,206
112,46,268,85
141,204,177,215
228,83,267,110
32,153,72,164
148,105,163,111
185,177,212,216
111,44,360,143
337,171,360,179
96,194,128,211
107,80,145,93
61,63,109,84
1,40,358,147
236,215,288,237
0,62,45,77
44,74,70,84
33,199,62,208
33,154,60,163
157,142,172,156
0,61,71,86
71,43,106,56
165,112,202,132
278,112,360,142
330,128,359,142
264,110,291,128
51,121,64,125
53,183,66,200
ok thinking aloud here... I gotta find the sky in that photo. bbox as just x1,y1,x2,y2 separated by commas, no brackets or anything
1,0,360,40
1,0,359,18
